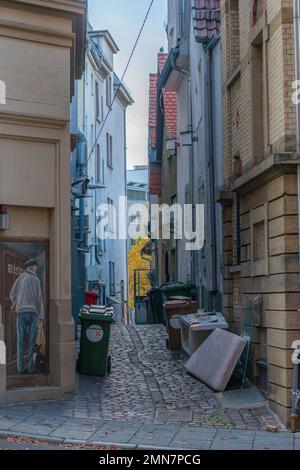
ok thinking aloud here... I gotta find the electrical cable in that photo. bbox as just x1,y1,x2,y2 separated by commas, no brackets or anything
83,0,155,171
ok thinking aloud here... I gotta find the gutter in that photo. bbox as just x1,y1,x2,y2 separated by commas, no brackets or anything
204,36,219,305
292,0,300,433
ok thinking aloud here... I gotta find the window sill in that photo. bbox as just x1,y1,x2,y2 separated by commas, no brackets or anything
256,359,268,369
229,265,241,274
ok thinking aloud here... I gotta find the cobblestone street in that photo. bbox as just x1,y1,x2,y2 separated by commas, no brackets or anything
1,325,280,432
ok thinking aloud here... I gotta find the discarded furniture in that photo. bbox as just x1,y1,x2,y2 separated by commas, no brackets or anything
185,328,247,392
180,311,228,356
164,299,198,350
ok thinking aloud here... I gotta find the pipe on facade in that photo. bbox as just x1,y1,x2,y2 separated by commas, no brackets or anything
204,36,219,308
292,0,300,433
169,49,196,285
76,131,88,242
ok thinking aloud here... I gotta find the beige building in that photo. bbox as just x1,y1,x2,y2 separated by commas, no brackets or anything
0,0,86,401
220,0,300,426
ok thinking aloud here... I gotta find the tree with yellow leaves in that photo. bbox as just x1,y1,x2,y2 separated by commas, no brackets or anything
128,238,152,310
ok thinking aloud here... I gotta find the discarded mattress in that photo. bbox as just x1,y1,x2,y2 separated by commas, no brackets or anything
185,328,247,392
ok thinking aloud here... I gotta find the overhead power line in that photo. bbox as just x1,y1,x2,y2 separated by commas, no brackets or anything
83,0,155,171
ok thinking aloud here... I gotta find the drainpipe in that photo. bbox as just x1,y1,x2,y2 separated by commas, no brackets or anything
77,131,88,242
170,51,196,286
292,0,300,433
204,36,218,310
124,107,129,321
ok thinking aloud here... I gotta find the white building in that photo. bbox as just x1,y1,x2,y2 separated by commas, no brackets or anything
156,0,223,310
127,165,149,248
72,24,133,322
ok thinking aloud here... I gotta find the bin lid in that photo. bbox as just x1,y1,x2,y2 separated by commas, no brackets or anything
163,300,189,309
161,282,194,293
169,296,192,302
85,291,99,296
79,313,113,323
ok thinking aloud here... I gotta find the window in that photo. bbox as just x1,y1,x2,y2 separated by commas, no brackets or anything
253,221,265,261
252,0,264,27
101,96,104,121
106,75,112,107
251,39,264,163
106,133,113,168
95,81,100,120
91,73,94,95
96,144,101,183
127,189,147,201
250,203,268,276
109,261,116,296
107,197,114,233
90,124,94,149
101,158,105,185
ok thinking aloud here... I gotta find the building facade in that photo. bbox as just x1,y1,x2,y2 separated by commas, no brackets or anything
0,0,86,400
71,25,133,323
220,0,299,425
127,165,149,249
149,1,223,309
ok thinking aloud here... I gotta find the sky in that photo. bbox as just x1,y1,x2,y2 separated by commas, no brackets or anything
88,0,167,169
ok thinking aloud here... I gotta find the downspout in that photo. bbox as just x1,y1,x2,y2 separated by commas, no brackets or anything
124,106,129,321
77,131,88,243
204,36,218,309
292,0,300,433
170,51,196,285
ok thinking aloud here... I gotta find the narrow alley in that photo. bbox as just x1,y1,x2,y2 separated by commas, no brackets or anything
0,323,290,450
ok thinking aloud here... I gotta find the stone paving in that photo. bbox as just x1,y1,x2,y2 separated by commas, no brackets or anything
0,324,294,449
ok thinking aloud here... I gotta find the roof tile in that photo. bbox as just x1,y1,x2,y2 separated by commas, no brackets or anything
193,0,221,42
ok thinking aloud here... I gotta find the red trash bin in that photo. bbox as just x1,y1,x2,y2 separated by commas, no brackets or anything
84,291,99,306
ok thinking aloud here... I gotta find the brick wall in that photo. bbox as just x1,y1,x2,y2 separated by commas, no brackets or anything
221,0,299,427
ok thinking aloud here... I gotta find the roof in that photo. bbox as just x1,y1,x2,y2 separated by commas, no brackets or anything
163,90,177,140
148,73,158,131
148,52,177,147
149,162,161,196
158,53,168,74
193,0,221,42
90,29,119,53
113,74,134,107
127,167,149,186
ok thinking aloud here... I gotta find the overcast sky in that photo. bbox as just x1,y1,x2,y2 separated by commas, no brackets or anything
88,0,167,169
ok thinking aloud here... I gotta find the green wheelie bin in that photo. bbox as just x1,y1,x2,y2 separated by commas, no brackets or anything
160,282,195,302
77,313,113,376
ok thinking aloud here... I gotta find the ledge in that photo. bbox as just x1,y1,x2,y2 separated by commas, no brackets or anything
225,65,241,89
6,386,64,403
0,111,68,129
231,153,300,195
215,190,235,207
229,265,241,274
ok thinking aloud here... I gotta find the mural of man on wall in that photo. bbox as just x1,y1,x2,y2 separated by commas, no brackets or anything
9,259,44,375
